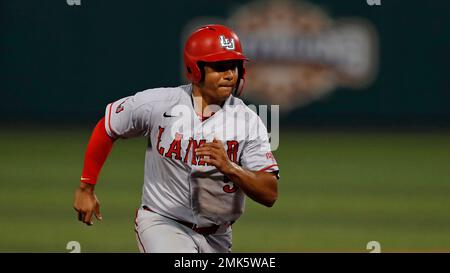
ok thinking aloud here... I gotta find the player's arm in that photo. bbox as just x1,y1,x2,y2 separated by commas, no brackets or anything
74,93,151,225
73,117,116,226
223,164,277,208
196,139,278,207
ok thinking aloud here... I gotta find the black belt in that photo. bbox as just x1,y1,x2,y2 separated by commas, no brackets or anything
142,206,221,235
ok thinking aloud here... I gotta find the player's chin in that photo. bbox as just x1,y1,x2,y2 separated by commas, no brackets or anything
216,86,233,98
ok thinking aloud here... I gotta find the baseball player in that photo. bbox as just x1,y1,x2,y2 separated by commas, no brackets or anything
73,24,280,253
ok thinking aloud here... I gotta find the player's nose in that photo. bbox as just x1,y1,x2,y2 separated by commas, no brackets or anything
223,68,236,81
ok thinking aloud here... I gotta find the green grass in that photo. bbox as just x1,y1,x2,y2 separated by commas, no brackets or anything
1,129,450,252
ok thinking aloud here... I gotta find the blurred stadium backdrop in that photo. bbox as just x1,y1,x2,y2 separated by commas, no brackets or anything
1,0,449,252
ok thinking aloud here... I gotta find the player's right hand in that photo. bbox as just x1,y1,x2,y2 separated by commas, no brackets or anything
73,183,102,226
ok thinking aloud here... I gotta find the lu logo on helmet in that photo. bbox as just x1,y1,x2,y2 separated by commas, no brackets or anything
219,35,235,50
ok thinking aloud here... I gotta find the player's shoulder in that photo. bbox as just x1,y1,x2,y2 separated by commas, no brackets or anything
134,85,190,103
131,84,191,109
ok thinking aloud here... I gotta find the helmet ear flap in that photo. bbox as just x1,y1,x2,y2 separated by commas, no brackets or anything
191,63,202,83
234,62,246,97
240,64,246,81
186,62,202,83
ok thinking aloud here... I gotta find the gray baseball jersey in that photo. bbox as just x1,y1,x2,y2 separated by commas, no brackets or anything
105,84,279,227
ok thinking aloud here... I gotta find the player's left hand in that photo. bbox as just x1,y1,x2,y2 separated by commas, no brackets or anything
195,138,235,175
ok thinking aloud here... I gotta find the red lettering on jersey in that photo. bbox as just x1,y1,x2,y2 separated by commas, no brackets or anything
183,137,200,164
226,140,239,163
156,126,165,156
182,138,210,165
165,133,183,160
183,138,193,164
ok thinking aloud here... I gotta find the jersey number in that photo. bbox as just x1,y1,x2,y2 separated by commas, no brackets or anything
222,176,238,193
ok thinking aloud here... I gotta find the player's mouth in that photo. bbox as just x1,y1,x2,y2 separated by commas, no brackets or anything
218,84,235,90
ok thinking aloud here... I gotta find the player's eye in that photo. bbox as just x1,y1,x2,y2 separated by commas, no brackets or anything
209,61,238,72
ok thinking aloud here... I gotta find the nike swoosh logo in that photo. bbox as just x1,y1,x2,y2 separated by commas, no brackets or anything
80,177,90,181
163,112,178,118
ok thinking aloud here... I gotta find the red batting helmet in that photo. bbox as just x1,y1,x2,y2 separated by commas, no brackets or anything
184,24,249,90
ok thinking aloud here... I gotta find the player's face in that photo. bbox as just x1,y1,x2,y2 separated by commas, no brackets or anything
200,60,239,103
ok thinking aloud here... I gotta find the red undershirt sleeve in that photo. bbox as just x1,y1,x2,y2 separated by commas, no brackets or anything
80,117,116,185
